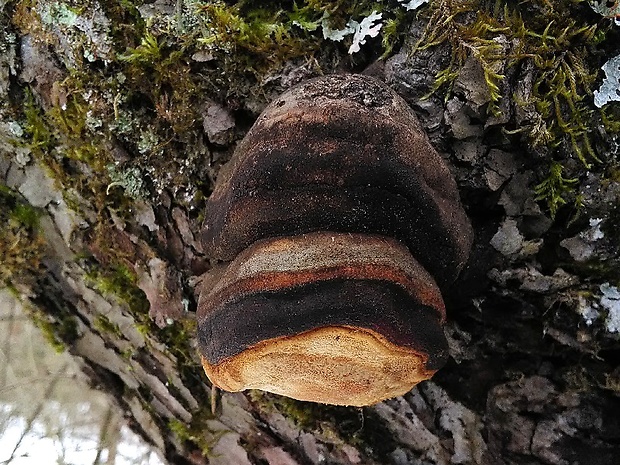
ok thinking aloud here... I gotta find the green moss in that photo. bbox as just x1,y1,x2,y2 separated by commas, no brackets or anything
12,0,424,236
156,318,197,360
94,314,123,338
29,300,79,353
565,258,620,282
20,81,126,224
31,312,68,353
601,104,620,133
193,0,414,69
135,322,150,337
248,390,365,435
154,318,210,401
419,3,508,114
169,408,221,456
119,30,163,64
534,160,579,219
248,390,324,430
23,90,54,154
9,203,40,230
169,418,193,442
196,1,321,67
114,0,419,118
86,261,204,395
247,391,397,461
0,185,45,287
86,263,149,315
381,8,408,58
416,0,619,217
420,0,600,125
120,347,135,360
118,28,201,134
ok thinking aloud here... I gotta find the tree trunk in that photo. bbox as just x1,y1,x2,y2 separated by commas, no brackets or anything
1,1,619,464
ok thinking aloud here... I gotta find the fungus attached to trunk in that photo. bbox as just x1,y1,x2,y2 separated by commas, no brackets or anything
197,74,473,406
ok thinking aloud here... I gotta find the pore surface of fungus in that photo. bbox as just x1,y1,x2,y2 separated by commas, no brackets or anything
198,74,473,406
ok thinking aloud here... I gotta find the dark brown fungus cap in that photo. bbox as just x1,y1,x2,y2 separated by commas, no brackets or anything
197,232,448,407
198,74,474,405
202,74,473,286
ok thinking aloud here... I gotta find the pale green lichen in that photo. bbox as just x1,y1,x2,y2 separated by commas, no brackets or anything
6,121,24,137
40,2,79,27
106,165,147,200
137,129,161,156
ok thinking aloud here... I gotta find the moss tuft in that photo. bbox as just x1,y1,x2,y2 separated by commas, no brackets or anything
168,407,221,456
248,390,365,436
417,0,619,217
534,160,579,219
29,297,79,353
0,185,45,287
94,314,123,338
86,263,149,315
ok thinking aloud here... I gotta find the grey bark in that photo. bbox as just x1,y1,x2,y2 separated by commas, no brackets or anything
1,1,619,464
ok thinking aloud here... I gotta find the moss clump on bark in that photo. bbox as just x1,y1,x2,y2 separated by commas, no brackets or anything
29,306,79,353
0,185,45,287
168,408,220,457
246,390,400,463
418,0,620,218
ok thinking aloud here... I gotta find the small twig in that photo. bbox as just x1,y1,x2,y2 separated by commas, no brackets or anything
211,385,218,416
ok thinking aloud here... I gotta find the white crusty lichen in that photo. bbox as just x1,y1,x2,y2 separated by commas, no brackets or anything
576,283,620,333
323,0,429,54
589,0,620,26
399,0,429,11
600,283,620,333
594,54,620,108
38,1,113,64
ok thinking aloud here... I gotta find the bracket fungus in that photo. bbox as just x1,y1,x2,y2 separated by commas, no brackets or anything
198,74,473,406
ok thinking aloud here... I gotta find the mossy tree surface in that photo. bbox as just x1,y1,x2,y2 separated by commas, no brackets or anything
417,0,619,215
1,0,620,464
0,185,44,287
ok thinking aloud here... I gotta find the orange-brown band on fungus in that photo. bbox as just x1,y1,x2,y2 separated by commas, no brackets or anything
200,232,446,318
197,232,449,376
199,263,446,319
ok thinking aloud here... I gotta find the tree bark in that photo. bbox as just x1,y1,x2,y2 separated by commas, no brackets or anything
1,1,620,464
